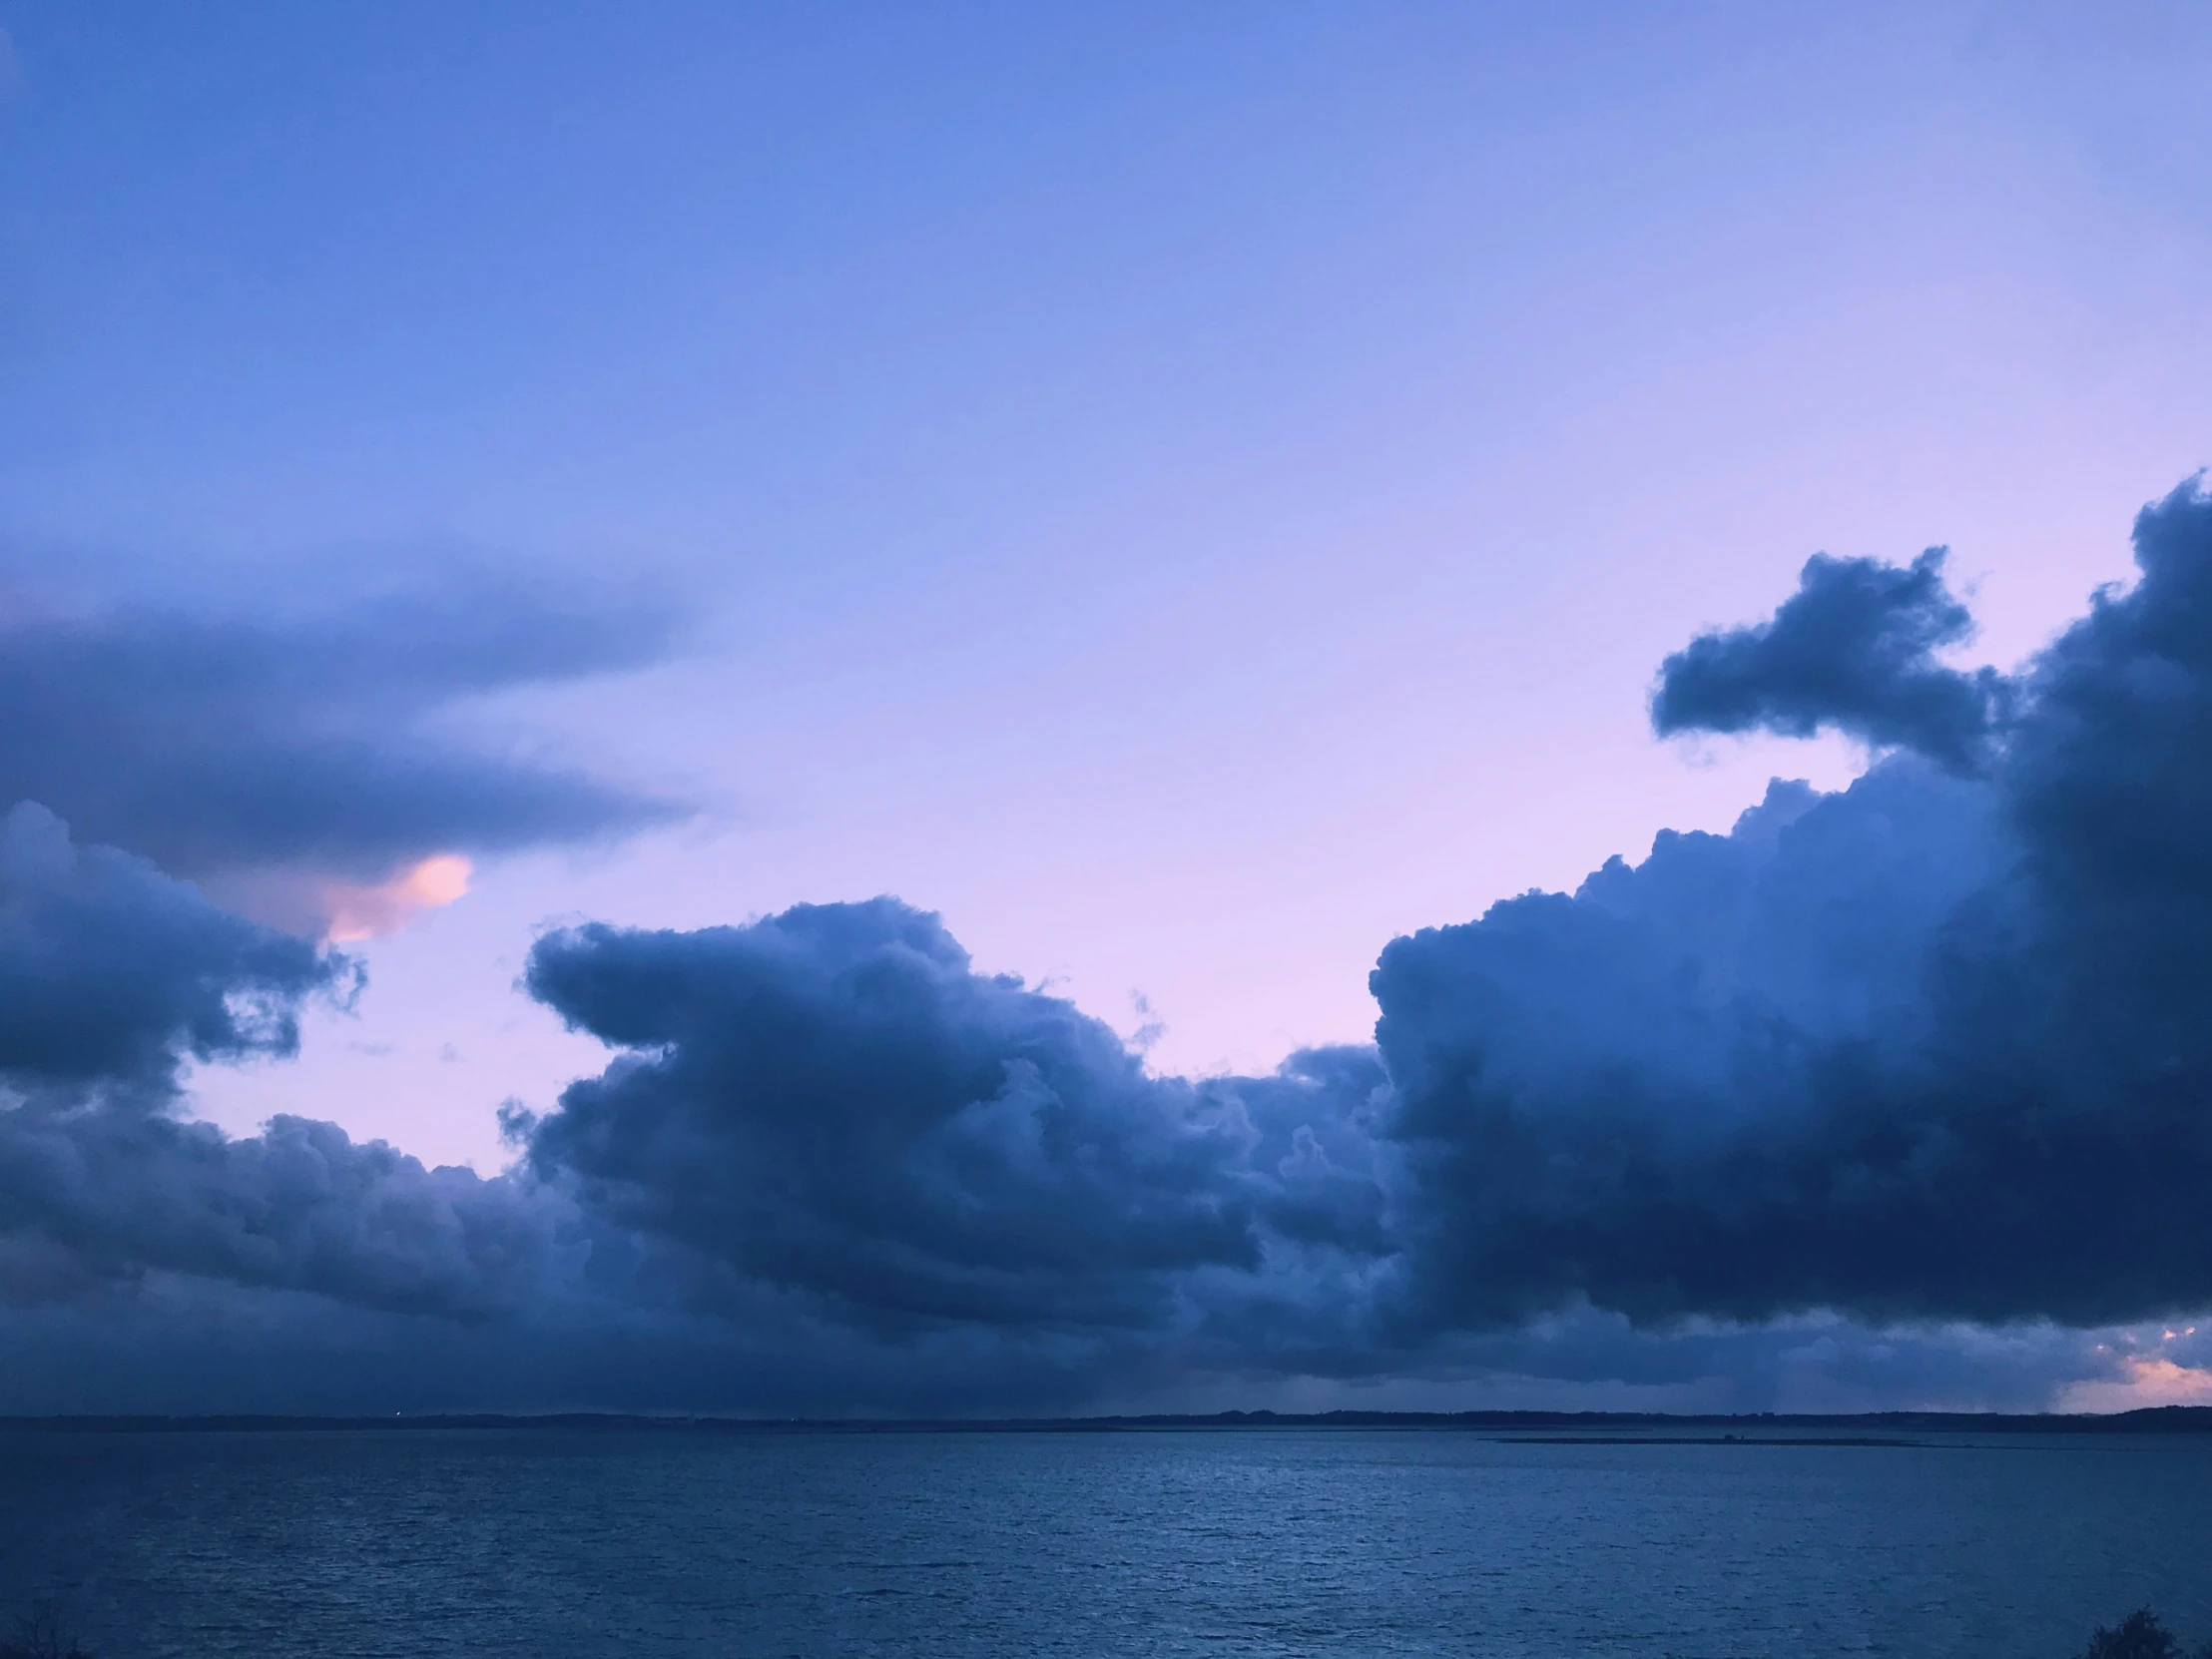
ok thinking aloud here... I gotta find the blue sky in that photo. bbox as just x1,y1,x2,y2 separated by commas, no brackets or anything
5,3,2212,1413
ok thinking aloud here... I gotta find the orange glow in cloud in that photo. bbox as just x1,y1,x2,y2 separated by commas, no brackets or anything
321,853,473,942
2060,1356,2212,1413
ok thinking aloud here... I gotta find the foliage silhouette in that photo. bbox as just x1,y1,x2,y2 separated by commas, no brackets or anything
0,1601,94,1659
2077,1608,2212,1659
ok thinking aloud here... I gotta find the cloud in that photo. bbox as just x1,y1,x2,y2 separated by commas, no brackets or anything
1652,545,2005,770
518,899,1390,1334
2060,1356,2212,1413
0,803,346,1098
0,1107,582,1319
0,584,688,913
1374,477,2212,1334
0,1271,2167,1417
10,484,2212,1412
309,853,474,942
0,807,588,1321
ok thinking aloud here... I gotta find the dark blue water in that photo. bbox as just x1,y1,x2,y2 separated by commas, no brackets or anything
1,1428,2206,1657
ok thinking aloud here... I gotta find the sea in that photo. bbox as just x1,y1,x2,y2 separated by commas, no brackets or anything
2,1425,2207,1658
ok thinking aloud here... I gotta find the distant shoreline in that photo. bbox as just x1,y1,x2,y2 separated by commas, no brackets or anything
5,1404,2209,1436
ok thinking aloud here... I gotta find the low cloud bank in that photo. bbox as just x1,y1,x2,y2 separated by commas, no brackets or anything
5,483,2212,1410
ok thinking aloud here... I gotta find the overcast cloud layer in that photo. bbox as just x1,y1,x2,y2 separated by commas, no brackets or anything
3,484,2211,1412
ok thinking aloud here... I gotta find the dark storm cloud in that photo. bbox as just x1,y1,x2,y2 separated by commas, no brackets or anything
0,1108,581,1318
0,583,686,884
12,487,2212,1414
0,1265,2162,1417
2002,482,2212,1054
0,806,581,1318
0,802,343,1097
1373,477,2212,1335
518,899,1390,1333
1651,545,2005,770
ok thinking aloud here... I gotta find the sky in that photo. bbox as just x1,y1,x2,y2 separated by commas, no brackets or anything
3,1,2212,1415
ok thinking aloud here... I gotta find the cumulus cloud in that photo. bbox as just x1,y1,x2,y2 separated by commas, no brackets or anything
10,484,2212,1413
1652,545,2006,770
0,803,345,1098
0,806,583,1321
0,584,687,915
1375,477,2212,1334
518,900,1389,1334
498,527,2212,1378
0,1108,582,1318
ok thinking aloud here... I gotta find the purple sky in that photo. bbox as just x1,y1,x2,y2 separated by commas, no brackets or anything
59,2,2194,1170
